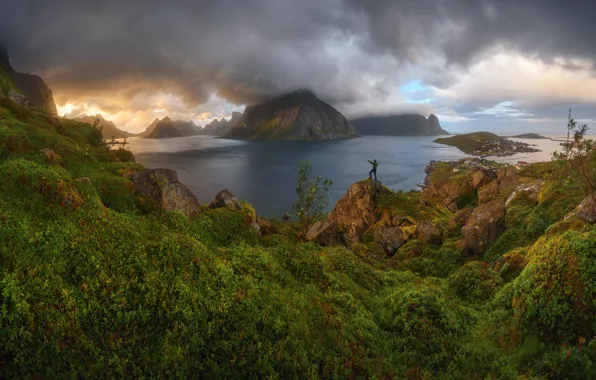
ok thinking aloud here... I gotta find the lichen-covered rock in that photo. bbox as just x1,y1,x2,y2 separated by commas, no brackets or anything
207,189,242,211
478,181,500,204
423,176,475,211
328,180,385,244
416,220,442,245
373,225,406,257
565,196,596,224
40,148,61,163
129,169,201,217
7,89,30,107
505,182,542,207
462,201,506,255
306,220,338,246
471,169,494,189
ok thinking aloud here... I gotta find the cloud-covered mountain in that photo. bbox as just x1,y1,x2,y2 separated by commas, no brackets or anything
352,114,449,136
225,90,358,141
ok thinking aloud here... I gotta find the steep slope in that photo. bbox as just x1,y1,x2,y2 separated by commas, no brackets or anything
143,117,198,139
199,112,242,136
225,89,359,140
76,114,135,139
351,113,449,136
0,47,58,116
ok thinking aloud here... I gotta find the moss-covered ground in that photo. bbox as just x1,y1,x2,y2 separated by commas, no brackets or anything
0,98,595,378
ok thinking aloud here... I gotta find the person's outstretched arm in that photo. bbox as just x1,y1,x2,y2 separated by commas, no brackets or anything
368,160,373,165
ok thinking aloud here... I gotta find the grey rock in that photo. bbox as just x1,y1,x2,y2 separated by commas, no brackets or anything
129,169,201,217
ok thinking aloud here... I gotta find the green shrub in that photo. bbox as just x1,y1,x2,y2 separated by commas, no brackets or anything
448,261,503,302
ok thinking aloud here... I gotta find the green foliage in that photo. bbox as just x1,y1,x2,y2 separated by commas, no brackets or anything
448,261,503,302
512,230,596,343
293,160,333,238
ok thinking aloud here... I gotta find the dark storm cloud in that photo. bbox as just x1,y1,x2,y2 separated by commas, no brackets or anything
1,0,596,109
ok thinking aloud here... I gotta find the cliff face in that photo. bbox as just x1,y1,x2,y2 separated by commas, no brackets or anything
0,47,58,116
143,117,198,139
225,90,359,141
76,114,134,139
352,113,449,136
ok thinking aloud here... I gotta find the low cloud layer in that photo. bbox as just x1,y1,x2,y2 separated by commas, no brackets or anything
1,0,595,132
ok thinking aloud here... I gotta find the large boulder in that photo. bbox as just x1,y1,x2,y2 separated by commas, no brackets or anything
328,180,384,245
416,220,442,245
478,181,500,204
306,221,339,246
373,225,406,257
423,176,475,212
471,169,495,189
565,196,596,224
462,201,506,255
505,182,542,207
129,169,201,217
207,189,242,211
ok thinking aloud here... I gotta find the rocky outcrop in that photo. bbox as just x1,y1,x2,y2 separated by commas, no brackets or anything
423,178,475,212
7,89,30,107
207,189,242,211
306,220,339,246
225,89,359,141
0,47,57,116
76,115,134,139
40,148,61,163
129,169,201,217
352,113,449,136
565,196,596,224
461,201,506,255
505,182,542,207
478,181,500,204
328,180,385,245
471,169,495,189
416,220,442,245
373,225,406,256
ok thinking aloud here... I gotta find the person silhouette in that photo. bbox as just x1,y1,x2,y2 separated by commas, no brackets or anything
368,159,378,180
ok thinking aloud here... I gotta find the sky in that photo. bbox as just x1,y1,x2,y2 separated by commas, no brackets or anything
1,0,596,134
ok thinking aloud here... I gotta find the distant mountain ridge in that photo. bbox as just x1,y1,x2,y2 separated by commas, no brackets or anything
0,47,58,116
142,117,199,139
198,112,242,136
351,113,449,136
76,114,135,139
225,89,359,141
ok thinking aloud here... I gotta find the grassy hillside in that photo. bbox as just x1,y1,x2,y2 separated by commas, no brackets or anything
434,132,501,154
1,97,595,378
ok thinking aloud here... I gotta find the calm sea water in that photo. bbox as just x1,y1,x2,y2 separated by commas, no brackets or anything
127,135,562,217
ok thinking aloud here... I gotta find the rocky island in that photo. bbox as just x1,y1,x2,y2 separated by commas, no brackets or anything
434,131,541,156
225,89,359,141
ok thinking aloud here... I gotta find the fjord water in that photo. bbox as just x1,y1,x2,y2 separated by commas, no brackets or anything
128,135,561,217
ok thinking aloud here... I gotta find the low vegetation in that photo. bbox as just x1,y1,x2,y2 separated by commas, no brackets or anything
0,95,595,378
